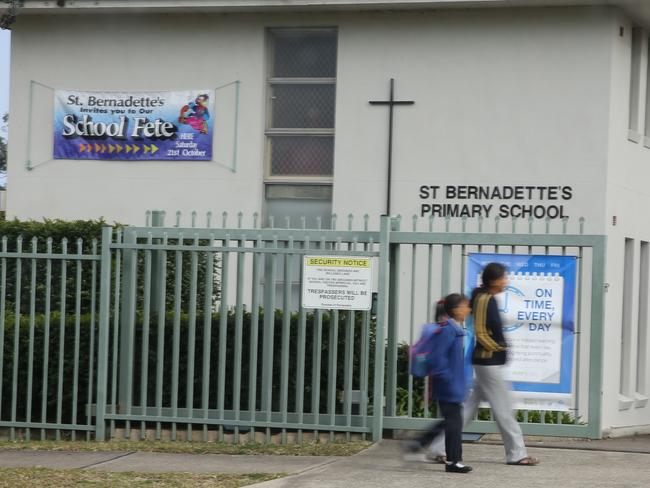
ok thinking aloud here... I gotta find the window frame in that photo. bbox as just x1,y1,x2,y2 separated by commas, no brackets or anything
264,27,338,184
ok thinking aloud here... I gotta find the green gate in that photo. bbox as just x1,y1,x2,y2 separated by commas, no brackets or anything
380,217,606,439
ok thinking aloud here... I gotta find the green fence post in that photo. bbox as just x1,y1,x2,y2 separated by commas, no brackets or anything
441,218,452,295
150,210,165,314
372,216,391,442
95,226,113,441
261,237,277,441
118,229,137,415
587,236,607,439
385,219,400,417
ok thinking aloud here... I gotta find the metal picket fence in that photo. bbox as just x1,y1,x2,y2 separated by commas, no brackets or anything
380,216,605,439
0,235,100,440
94,215,390,443
0,212,606,442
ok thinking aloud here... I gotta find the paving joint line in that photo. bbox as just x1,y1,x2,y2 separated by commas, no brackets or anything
291,457,342,475
253,456,342,484
354,442,382,456
77,451,136,470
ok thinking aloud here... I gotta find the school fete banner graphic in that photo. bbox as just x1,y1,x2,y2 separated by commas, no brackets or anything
466,253,577,411
53,90,214,161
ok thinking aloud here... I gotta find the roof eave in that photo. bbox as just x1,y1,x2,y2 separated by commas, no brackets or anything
13,0,650,26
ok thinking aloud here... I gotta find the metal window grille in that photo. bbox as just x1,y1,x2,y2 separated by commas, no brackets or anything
270,136,334,176
271,84,335,129
266,28,337,180
271,30,337,78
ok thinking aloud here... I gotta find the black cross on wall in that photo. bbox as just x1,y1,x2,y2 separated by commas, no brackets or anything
369,78,414,216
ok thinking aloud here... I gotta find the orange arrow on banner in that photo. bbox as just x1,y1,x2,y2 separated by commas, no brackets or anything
95,143,101,153
79,144,87,153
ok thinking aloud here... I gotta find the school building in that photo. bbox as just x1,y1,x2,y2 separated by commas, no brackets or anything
4,0,650,437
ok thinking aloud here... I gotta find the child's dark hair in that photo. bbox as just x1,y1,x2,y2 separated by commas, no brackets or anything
435,293,468,322
471,262,507,301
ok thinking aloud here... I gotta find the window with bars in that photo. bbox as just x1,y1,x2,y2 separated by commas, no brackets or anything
266,28,337,180
264,28,337,228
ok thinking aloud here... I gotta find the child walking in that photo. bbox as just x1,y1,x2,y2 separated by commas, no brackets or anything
405,293,473,473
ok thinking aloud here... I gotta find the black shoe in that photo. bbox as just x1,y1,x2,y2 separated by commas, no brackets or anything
445,462,473,473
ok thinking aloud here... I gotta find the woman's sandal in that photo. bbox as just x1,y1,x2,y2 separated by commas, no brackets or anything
425,454,447,464
433,455,447,465
507,457,540,466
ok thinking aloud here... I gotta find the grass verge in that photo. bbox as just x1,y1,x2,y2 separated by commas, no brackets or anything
0,468,280,487
0,440,371,456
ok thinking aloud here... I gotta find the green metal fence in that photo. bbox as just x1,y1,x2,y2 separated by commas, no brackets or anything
381,216,606,439
96,215,389,442
0,235,100,440
0,213,606,441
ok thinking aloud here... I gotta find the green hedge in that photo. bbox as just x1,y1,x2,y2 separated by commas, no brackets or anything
0,219,108,315
0,309,573,429
1,312,96,427
1,309,376,427
0,218,107,251
0,218,219,317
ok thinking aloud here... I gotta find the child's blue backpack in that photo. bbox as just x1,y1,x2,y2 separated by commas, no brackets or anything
409,322,444,378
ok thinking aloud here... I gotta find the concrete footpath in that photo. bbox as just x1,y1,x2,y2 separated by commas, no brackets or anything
0,436,648,487
0,450,338,475
252,438,650,487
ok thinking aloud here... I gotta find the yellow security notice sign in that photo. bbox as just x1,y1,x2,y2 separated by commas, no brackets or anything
302,255,373,310
305,257,370,268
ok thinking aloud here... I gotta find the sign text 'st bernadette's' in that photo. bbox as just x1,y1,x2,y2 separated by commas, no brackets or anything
53,90,215,161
